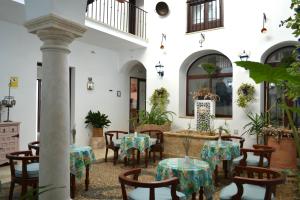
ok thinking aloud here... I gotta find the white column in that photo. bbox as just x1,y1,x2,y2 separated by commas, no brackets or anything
25,14,86,200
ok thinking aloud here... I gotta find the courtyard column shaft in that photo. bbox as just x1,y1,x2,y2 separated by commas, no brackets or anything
25,14,86,200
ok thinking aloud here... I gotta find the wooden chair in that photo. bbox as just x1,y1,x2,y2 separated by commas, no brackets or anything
140,130,164,162
221,135,245,149
104,130,128,165
220,166,285,200
6,151,39,200
233,145,275,168
119,168,186,200
28,141,40,156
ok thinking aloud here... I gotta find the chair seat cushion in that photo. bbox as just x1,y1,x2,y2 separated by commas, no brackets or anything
15,163,39,178
128,187,186,200
220,183,274,200
233,154,268,167
150,138,158,146
112,138,121,147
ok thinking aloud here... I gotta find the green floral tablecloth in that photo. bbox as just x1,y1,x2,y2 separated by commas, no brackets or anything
156,158,213,199
120,134,150,158
70,146,95,179
200,140,240,169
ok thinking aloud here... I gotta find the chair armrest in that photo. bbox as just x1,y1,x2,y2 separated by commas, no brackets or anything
239,148,265,167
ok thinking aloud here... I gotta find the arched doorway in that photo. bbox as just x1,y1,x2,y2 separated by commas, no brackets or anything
124,61,146,131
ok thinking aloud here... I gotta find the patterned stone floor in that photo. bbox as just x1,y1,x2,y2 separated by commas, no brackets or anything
0,155,299,199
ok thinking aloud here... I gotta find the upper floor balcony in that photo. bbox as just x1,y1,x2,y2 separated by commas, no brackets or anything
85,0,147,49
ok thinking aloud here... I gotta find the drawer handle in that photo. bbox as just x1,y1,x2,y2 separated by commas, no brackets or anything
11,134,19,138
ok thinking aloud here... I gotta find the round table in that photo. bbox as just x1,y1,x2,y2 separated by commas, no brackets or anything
120,133,151,167
200,140,240,183
70,146,96,198
156,158,213,200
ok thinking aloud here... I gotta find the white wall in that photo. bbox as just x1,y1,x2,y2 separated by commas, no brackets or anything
0,0,297,150
119,0,296,147
0,19,130,149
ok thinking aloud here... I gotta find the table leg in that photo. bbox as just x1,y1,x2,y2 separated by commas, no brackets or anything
70,173,76,199
223,160,228,178
131,149,135,167
144,149,148,168
137,150,140,165
199,186,204,200
85,164,90,191
214,165,219,186
192,192,196,200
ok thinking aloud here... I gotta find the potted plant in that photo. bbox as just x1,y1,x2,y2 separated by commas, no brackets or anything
242,112,267,144
150,87,170,112
192,88,220,101
135,106,175,132
236,83,255,108
85,110,111,137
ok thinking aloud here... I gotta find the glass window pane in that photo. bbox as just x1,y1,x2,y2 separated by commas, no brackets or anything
212,77,232,116
188,54,232,76
187,54,233,117
193,4,204,24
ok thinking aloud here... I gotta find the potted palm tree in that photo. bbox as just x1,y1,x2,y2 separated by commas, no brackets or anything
85,110,111,137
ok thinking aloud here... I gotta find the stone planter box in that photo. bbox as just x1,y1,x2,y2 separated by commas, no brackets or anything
163,131,219,159
135,123,171,132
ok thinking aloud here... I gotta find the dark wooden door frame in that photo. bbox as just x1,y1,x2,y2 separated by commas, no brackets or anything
129,77,146,131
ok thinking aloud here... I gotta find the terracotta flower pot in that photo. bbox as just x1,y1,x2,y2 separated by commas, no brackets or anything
92,128,103,137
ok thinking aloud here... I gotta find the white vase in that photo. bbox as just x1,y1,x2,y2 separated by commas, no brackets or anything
184,155,190,164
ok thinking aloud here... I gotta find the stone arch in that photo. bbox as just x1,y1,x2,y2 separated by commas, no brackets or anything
260,40,298,63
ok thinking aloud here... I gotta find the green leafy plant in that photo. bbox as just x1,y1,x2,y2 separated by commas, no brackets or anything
84,110,111,128
138,106,175,125
201,63,218,90
236,83,255,108
242,112,267,143
150,87,170,112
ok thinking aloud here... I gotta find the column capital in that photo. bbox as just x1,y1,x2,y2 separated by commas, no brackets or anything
24,13,87,39
25,14,87,53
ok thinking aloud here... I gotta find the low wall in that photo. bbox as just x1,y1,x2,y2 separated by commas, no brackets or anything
163,131,218,159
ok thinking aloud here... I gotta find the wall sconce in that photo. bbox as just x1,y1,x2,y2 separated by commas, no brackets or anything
199,33,205,47
261,13,267,33
155,62,164,78
160,33,166,49
87,77,95,90
239,50,250,61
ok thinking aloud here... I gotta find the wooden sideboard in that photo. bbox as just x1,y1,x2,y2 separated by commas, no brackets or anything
0,122,20,165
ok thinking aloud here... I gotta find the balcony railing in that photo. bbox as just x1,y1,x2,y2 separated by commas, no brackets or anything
86,0,147,40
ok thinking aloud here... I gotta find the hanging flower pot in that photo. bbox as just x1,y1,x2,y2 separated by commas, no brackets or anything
117,0,126,3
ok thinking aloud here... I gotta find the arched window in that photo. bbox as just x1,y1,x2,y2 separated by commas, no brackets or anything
186,54,232,117
264,46,299,127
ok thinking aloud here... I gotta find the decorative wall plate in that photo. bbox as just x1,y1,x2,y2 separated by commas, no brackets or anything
156,2,169,16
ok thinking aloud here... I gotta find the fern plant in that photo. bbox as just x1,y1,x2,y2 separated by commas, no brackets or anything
138,106,175,125
84,110,111,128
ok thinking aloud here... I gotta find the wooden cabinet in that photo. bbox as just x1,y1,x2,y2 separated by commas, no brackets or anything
0,122,20,165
